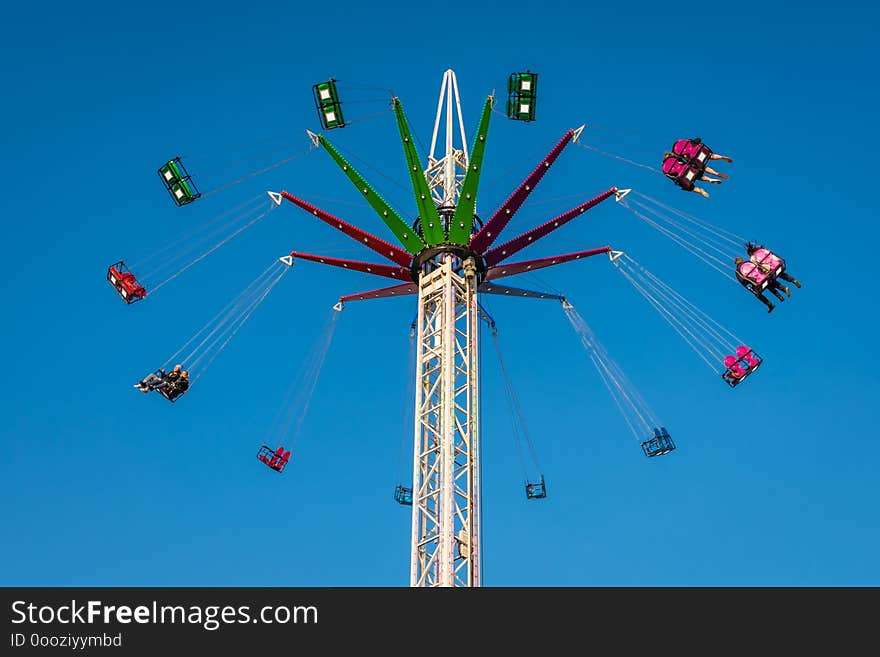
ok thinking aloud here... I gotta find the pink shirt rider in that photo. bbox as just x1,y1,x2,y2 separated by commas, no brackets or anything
751,248,782,272
737,261,767,285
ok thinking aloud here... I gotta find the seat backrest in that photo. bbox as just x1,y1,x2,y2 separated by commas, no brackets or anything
738,261,767,284
752,248,781,270
736,346,759,367
673,138,702,159
662,155,687,176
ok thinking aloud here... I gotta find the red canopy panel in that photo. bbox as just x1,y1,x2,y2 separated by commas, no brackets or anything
281,191,413,267
340,282,419,303
289,252,412,282
470,129,575,254
483,247,611,280
484,188,616,267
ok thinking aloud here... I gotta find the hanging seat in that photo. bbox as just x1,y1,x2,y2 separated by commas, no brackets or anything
662,154,702,191
158,157,201,206
393,484,413,506
722,346,763,387
257,445,291,472
506,71,538,121
672,138,713,169
641,427,675,457
107,261,146,304
525,475,547,499
312,79,346,130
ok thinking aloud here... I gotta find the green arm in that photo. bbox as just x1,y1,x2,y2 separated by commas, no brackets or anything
318,134,426,254
392,98,444,245
447,95,494,245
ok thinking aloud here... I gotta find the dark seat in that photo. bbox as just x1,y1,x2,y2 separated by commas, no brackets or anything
641,427,675,457
393,484,413,506
525,475,547,500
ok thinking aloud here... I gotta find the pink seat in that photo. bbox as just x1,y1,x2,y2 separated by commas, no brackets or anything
751,248,782,273
738,261,768,285
736,345,760,368
724,355,746,378
673,139,700,159
662,155,688,176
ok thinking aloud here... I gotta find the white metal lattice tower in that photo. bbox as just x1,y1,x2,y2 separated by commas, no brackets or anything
411,70,482,587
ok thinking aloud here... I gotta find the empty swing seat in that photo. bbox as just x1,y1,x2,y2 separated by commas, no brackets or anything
393,484,413,506
312,79,345,130
506,71,538,121
641,427,675,457
107,261,146,304
525,475,547,500
257,445,290,473
158,157,201,206
721,347,763,388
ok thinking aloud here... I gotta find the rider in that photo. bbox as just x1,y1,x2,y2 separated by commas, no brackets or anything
672,137,732,179
734,257,787,312
746,242,802,289
662,152,722,199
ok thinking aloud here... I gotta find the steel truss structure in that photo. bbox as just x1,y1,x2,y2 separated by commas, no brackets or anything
273,69,623,586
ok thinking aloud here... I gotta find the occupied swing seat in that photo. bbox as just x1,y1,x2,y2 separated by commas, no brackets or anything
751,248,785,278
662,155,702,191
673,138,713,169
737,260,772,293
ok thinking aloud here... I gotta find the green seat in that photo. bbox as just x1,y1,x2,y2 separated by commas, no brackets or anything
312,79,346,130
157,157,201,206
506,71,538,122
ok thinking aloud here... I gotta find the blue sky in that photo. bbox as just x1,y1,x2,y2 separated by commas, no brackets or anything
2,1,878,586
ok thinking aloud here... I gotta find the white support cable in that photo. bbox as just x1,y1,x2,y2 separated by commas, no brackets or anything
202,145,316,198
149,202,278,294
574,141,661,174
180,264,283,367
131,193,266,276
628,198,735,262
590,354,643,442
287,310,340,449
618,258,733,354
632,191,748,246
619,201,736,281
625,255,744,347
161,261,282,369
491,331,542,476
188,265,289,377
190,270,287,382
566,306,660,425
614,264,722,370
563,307,655,432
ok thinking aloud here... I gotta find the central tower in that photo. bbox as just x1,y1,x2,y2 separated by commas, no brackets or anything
411,70,483,587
